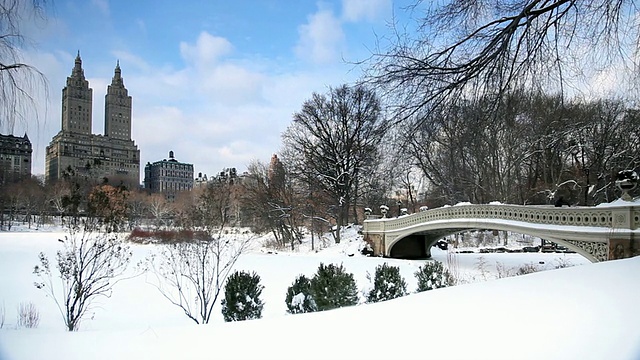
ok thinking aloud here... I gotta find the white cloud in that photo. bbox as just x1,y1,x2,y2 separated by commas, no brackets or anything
199,63,266,105
91,0,110,16
179,31,233,68
295,7,345,64
342,0,391,22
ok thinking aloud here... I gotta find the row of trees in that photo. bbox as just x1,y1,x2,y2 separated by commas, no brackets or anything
400,93,640,205
3,87,639,242
0,170,241,230
52,91,640,237
5,0,640,241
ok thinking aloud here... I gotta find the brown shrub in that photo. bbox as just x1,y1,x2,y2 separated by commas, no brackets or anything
128,228,210,244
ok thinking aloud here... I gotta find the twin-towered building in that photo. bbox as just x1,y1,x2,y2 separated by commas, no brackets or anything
45,52,195,197
45,52,141,187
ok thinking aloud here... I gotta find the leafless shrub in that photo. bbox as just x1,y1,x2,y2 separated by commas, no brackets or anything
146,233,254,324
261,235,285,251
495,262,515,279
516,263,541,276
0,301,5,328
34,227,133,331
16,302,40,329
554,257,574,269
475,256,491,280
445,247,460,285
496,262,541,278
128,228,209,244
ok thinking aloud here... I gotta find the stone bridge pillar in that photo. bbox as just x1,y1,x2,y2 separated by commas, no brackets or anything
364,233,385,256
608,207,639,260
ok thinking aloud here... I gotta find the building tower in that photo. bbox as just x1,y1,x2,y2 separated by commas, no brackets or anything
61,51,93,135
104,60,132,140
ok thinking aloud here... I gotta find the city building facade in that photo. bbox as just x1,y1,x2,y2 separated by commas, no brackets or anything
194,172,209,188
0,133,32,183
45,53,140,187
144,151,194,200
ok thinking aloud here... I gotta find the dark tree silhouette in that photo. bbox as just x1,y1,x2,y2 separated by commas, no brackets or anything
1,0,49,130
366,0,640,122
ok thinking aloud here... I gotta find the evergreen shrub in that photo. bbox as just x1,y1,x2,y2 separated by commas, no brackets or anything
415,260,453,292
366,263,408,303
285,274,315,314
308,263,358,311
221,270,264,322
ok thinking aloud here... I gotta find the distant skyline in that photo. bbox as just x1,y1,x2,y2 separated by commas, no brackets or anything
11,0,411,179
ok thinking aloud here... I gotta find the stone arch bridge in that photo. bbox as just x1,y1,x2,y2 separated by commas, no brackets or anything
362,203,640,262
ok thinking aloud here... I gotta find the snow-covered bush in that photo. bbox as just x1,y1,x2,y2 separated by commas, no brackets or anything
221,270,264,322
309,263,358,311
415,261,453,292
366,263,408,303
285,274,315,314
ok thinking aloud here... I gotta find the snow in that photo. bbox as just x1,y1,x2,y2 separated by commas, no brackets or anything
290,292,307,308
595,197,640,207
0,225,639,360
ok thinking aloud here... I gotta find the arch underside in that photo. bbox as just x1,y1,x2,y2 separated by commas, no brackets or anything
385,221,609,262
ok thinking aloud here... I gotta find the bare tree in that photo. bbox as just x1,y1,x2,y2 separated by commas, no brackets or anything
33,222,133,331
146,181,254,324
282,84,388,243
366,0,640,123
1,0,49,131
242,157,304,250
399,90,640,206
125,189,147,230
13,176,45,228
146,193,173,230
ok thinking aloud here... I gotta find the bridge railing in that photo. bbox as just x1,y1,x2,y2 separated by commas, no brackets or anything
363,203,640,233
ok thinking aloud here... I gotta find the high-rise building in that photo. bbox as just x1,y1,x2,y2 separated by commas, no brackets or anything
45,52,140,187
0,133,32,183
144,151,194,200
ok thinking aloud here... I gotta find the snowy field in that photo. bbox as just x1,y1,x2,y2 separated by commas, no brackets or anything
0,225,639,360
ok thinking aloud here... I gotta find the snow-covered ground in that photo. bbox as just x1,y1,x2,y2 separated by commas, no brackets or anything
0,224,638,359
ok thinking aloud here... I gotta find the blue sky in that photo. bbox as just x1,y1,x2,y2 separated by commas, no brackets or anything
14,0,412,178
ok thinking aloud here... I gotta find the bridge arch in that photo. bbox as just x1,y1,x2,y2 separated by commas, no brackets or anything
387,223,600,263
